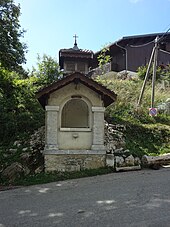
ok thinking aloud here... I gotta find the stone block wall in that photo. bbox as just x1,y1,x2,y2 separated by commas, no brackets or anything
45,154,106,172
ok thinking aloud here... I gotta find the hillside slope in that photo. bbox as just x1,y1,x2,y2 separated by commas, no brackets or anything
96,72,170,157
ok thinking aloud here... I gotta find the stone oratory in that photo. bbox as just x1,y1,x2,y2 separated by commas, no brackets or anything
36,36,117,172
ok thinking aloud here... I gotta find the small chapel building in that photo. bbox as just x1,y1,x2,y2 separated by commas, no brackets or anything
36,37,117,172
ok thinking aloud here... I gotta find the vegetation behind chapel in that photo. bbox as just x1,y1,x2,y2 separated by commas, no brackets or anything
1,68,170,158
96,71,170,157
0,0,170,185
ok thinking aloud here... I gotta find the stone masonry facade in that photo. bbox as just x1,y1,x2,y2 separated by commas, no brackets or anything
45,154,106,172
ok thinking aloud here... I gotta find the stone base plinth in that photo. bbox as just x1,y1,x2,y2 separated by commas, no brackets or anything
44,153,106,172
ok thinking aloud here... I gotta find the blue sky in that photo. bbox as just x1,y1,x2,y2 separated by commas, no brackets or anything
15,0,170,70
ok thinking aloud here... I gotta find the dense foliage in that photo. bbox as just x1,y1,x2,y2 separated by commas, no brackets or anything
0,66,44,145
137,64,170,82
0,54,62,145
31,54,62,86
0,0,27,73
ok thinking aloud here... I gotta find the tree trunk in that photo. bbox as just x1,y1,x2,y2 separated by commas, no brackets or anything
142,154,170,167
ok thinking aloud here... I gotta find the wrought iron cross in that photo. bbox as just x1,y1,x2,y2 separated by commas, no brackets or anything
73,34,78,45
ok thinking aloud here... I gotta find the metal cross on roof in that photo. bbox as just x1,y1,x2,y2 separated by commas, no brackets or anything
73,34,78,46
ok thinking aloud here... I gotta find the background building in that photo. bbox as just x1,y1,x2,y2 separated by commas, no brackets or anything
92,33,170,72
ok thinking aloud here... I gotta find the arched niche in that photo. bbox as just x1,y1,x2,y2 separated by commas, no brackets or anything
61,98,90,128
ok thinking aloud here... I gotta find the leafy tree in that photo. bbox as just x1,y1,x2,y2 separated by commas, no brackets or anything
32,54,62,87
0,0,27,72
97,46,111,73
0,54,62,144
0,66,44,144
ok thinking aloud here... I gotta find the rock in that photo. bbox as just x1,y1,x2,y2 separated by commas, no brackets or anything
29,126,45,151
23,127,45,173
34,166,44,174
106,142,116,153
134,157,141,165
2,162,24,183
124,149,130,153
114,148,124,154
13,141,21,148
106,154,115,167
22,148,28,152
108,124,126,132
23,166,31,175
20,152,31,164
115,156,125,167
125,155,135,166
1,127,46,182
9,148,17,153
23,150,44,174
105,121,126,154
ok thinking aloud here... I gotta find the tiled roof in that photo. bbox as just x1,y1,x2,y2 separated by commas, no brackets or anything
36,72,117,108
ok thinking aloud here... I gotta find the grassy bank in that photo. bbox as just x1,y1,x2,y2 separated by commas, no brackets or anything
98,72,170,157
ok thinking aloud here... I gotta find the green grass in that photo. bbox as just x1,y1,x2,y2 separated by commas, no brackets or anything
0,167,114,186
100,72,170,157
125,122,170,157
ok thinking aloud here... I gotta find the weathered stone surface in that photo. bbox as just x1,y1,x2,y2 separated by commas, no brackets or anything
45,107,59,150
134,157,141,166
142,154,170,166
22,147,28,152
125,155,135,166
116,165,141,172
2,162,24,183
106,142,116,153
106,154,115,168
115,155,139,167
34,166,44,174
114,148,125,154
92,107,105,150
115,156,125,167
20,150,44,175
104,121,126,154
104,121,142,170
29,126,45,151
90,63,111,77
45,154,106,172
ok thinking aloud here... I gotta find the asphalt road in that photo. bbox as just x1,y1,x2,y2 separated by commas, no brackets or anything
0,168,170,227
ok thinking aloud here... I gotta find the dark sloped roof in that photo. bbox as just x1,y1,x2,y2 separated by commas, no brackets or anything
60,48,93,54
59,48,93,60
36,72,117,109
59,48,93,69
94,32,170,55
